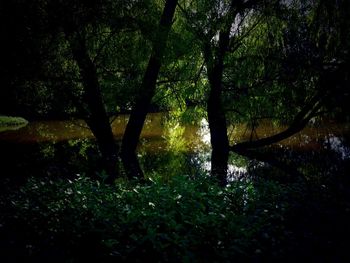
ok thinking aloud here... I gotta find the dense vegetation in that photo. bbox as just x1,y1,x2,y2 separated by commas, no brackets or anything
2,173,350,262
0,0,349,262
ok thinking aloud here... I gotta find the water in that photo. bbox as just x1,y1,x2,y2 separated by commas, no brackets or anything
0,113,349,180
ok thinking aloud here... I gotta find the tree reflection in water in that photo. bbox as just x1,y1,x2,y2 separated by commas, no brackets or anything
0,113,349,182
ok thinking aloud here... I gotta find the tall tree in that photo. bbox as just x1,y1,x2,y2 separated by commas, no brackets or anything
121,0,178,179
47,0,123,182
179,0,262,185
203,29,231,186
64,31,119,182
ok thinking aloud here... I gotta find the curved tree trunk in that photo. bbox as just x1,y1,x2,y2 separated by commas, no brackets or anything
121,0,178,179
66,33,119,183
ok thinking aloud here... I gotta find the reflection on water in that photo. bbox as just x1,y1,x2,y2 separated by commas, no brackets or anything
228,164,248,181
0,120,93,143
194,151,248,182
0,113,349,180
0,122,28,132
325,135,350,160
198,118,211,146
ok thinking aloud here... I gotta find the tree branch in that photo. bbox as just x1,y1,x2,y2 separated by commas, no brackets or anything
230,91,327,151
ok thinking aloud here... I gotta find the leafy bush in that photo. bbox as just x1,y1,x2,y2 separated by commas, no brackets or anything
1,173,349,262
0,175,282,262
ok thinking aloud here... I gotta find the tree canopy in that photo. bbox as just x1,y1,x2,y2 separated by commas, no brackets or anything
0,0,349,181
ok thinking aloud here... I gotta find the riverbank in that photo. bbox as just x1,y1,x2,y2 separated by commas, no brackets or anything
0,116,28,132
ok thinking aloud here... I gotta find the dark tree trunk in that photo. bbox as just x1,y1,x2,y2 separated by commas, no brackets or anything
66,34,119,182
204,30,231,186
121,0,178,179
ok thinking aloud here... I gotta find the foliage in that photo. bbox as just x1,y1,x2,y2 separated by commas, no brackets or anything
0,116,28,132
0,0,350,260
1,171,349,262
0,175,286,261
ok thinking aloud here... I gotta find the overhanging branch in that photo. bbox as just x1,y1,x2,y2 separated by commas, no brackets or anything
230,91,327,151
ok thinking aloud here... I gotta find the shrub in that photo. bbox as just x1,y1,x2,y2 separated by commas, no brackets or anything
1,173,349,262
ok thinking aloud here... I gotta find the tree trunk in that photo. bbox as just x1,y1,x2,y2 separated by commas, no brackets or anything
121,0,178,179
66,33,119,183
204,30,231,186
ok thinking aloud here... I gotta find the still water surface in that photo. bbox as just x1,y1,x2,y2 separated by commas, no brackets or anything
0,113,349,149
0,113,349,180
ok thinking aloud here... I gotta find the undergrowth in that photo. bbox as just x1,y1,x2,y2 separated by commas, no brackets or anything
0,173,349,262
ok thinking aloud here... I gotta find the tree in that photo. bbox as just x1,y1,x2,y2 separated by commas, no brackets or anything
179,0,263,185
230,0,350,152
0,0,129,180
121,0,178,179
178,0,350,184
51,0,125,181
64,31,119,181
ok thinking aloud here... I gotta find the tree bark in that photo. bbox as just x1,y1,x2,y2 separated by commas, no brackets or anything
121,0,178,179
204,30,231,186
66,33,119,183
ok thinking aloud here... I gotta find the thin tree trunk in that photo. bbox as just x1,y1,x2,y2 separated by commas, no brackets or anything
66,33,119,182
121,0,178,179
